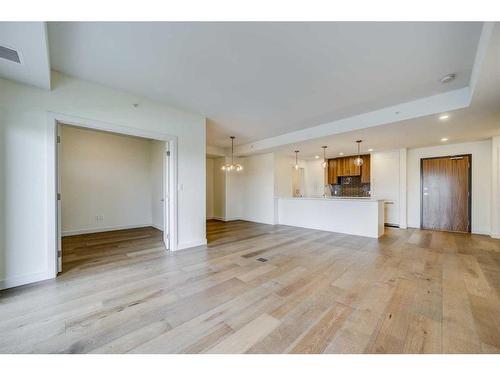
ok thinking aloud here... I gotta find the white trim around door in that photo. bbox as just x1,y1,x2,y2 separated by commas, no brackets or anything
46,111,179,279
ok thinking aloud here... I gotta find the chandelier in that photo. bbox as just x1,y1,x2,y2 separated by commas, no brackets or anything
221,136,243,172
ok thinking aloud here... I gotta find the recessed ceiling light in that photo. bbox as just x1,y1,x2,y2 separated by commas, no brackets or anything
339,152,344,156
441,137,448,142
368,148,373,152
439,114,449,120
440,73,456,84
314,155,320,159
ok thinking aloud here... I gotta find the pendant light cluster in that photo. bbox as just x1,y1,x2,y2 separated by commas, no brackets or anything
294,150,300,170
221,136,243,172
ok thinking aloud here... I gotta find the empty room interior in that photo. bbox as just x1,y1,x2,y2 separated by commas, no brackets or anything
59,124,169,273
1,20,500,356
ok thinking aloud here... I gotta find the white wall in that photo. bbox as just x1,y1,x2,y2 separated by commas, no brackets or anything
407,140,492,234
274,155,294,198
150,139,165,230
274,155,308,198
304,159,325,197
241,153,275,225
492,136,500,238
212,157,226,220
224,156,245,221
206,157,214,219
60,125,155,235
371,150,401,225
0,72,206,289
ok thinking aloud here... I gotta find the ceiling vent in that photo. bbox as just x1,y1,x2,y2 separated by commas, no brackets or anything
0,45,21,64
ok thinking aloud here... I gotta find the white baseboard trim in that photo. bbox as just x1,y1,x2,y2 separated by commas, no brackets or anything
241,217,276,225
472,230,491,236
209,216,242,222
211,216,226,221
490,232,499,239
62,224,155,237
0,270,53,290
151,224,164,231
176,238,207,250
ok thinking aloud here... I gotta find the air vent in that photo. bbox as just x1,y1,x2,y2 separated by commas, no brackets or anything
0,45,21,64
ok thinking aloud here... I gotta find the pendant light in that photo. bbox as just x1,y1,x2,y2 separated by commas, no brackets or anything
321,146,328,168
221,136,243,172
294,150,300,170
353,140,364,167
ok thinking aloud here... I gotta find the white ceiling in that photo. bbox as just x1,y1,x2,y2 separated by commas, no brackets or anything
47,22,483,148
0,22,51,90
271,23,500,160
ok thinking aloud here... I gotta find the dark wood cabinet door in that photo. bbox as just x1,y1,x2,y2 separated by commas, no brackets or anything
328,159,338,184
361,155,371,183
421,155,470,232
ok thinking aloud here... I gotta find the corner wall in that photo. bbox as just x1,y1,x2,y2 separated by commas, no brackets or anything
60,125,155,235
0,72,206,289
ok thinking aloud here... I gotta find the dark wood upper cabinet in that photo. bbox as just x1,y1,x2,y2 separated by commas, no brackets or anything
327,154,370,181
361,155,371,183
328,159,338,184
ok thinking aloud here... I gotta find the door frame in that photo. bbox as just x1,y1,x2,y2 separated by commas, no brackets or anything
419,154,472,233
46,112,178,277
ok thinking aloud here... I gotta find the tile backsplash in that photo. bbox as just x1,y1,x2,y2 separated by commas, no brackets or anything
329,176,370,197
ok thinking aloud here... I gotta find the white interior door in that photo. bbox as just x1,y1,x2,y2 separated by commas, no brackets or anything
163,143,170,250
56,125,62,272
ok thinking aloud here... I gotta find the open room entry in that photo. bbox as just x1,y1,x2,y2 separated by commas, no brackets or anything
47,113,178,275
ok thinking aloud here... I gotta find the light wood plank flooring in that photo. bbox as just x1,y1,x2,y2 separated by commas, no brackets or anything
1,220,500,353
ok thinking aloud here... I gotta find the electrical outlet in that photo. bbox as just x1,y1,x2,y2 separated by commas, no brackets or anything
95,215,104,222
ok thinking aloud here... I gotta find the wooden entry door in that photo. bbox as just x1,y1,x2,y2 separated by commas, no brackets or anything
421,155,471,232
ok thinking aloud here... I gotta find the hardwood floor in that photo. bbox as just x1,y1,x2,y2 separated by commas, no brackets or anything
1,220,500,353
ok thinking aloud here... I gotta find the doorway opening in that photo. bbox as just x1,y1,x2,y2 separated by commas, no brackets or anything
420,154,472,233
47,114,177,277
56,123,171,273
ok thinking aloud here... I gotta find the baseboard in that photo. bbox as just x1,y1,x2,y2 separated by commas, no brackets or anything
210,216,224,221
491,232,500,239
151,224,164,231
0,270,53,291
223,217,242,222
177,238,207,250
472,230,490,236
241,217,276,225
62,224,155,237
210,216,242,222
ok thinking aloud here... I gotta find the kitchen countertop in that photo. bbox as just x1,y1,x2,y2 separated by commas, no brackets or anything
276,196,382,202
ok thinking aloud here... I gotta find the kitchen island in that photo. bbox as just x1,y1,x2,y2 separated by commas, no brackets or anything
275,197,385,238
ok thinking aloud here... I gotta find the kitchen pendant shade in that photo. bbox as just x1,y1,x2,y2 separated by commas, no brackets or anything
321,146,328,168
294,150,300,170
353,140,364,166
221,136,243,172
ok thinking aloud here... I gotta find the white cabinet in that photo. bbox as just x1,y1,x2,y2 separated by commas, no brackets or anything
371,151,400,226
